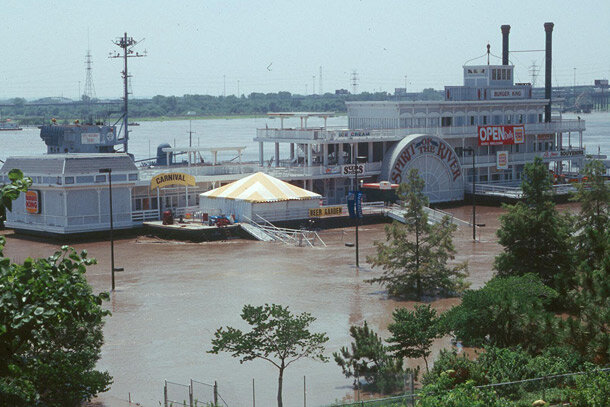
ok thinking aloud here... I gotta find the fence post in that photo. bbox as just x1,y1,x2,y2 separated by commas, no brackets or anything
252,378,255,407
189,379,193,407
164,380,168,407
409,373,415,407
213,381,218,406
303,375,307,407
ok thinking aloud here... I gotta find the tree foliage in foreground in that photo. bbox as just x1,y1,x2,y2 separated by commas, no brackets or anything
387,305,443,372
0,169,32,228
0,245,112,407
561,160,610,365
208,304,328,407
333,321,404,394
367,169,468,300
444,274,558,353
494,157,574,292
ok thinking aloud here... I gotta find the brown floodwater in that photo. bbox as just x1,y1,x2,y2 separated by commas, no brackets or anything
1,203,578,407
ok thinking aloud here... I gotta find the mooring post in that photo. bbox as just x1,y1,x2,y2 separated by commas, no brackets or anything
213,381,218,406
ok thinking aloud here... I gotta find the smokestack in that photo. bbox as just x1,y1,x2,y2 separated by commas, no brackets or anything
501,25,510,65
544,22,554,122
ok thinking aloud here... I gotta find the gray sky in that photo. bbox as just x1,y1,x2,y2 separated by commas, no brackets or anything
1,0,608,99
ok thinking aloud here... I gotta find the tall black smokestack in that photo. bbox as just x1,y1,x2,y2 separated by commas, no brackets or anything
501,25,510,65
544,22,554,122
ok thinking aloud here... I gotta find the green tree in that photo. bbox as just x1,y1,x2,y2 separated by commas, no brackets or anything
387,305,443,372
495,157,574,290
0,246,112,406
567,368,610,407
444,274,558,352
572,160,609,268
333,321,404,394
208,304,328,407
0,169,32,228
367,169,468,300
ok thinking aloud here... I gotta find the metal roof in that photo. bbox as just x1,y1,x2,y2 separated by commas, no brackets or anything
0,154,137,175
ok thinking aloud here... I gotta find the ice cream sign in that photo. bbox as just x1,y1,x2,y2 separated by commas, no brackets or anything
478,125,525,146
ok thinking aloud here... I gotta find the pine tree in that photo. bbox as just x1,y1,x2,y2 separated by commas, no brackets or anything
494,157,574,290
367,169,468,300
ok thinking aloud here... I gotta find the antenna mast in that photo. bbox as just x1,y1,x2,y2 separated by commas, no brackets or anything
351,70,359,94
83,50,97,101
109,32,146,154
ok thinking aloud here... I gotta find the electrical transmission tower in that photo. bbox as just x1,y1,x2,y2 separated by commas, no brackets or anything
83,50,97,101
529,61,540,88
109,32,146,154
319,66,323,95
351,70,359,94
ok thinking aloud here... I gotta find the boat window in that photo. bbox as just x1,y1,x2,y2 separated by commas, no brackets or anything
65,176,75,184
111,174,127,182
507,69,511,80
129,173,138,181
492,69,497,80
95,175,106,183
76,176,95,184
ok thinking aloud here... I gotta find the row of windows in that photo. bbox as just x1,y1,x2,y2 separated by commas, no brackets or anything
1,173,140,186
492,68,512,81
351,112,544,129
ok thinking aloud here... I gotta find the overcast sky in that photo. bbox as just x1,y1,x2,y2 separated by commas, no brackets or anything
1,0,608,100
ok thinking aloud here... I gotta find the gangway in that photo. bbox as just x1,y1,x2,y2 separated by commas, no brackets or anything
387,205,471,228
241,215,326,247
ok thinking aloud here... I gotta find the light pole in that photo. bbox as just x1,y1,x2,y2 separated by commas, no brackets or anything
354,155,366,267
99,168,123,291
463,147,476,241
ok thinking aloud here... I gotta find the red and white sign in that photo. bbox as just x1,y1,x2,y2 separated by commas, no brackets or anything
478,125,525,146
496,151,509,170
25,190,41,214
81,133,101,144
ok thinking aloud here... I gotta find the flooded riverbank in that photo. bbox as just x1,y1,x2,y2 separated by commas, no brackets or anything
2,203,578,407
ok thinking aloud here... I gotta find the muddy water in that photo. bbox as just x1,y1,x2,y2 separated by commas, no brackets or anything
2,203,575,407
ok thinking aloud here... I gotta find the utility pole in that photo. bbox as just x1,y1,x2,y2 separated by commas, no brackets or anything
109,32,146,154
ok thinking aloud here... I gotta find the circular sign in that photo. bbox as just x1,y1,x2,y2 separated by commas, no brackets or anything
380,134,464,202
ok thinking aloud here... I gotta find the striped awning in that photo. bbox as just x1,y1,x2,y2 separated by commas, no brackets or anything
201,172,321,203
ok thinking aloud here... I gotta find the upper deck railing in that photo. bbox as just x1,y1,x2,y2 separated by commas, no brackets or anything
255,119,586,142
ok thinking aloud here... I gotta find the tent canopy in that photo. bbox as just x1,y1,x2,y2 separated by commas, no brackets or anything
201,172,321,203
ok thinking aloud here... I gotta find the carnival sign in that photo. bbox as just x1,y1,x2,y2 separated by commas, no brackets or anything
478,125,525,146
150,172,196,190
496,151,509,170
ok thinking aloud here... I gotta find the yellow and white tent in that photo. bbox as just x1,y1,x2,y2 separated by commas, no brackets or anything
199,172,321,222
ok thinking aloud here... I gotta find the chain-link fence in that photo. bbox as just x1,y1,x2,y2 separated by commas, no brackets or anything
328,368,610,407
164,379,227,407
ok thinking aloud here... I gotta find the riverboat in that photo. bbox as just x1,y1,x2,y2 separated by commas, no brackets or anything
0,22,595,235
0,119,22,131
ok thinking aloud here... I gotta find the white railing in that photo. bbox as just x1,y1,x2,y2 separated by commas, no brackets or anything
131,209,160,222
256,119,586,142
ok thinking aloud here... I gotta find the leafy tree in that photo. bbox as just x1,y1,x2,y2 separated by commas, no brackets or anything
444,274,558,352
333,321,404,394
387,305,443,372
208,304,328,407
567,367,610,407
495,157,574,291
0,169,32,228
0,246,112,406
367,169,468,300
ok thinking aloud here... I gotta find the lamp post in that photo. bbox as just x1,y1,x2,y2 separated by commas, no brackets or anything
99,168,123,291
354,155,366,267
463,147,476,241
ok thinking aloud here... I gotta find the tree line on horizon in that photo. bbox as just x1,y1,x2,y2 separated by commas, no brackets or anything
0,89,443,125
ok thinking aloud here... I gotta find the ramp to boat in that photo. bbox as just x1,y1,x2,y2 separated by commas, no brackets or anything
240,222,275,242
387,205,471,228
